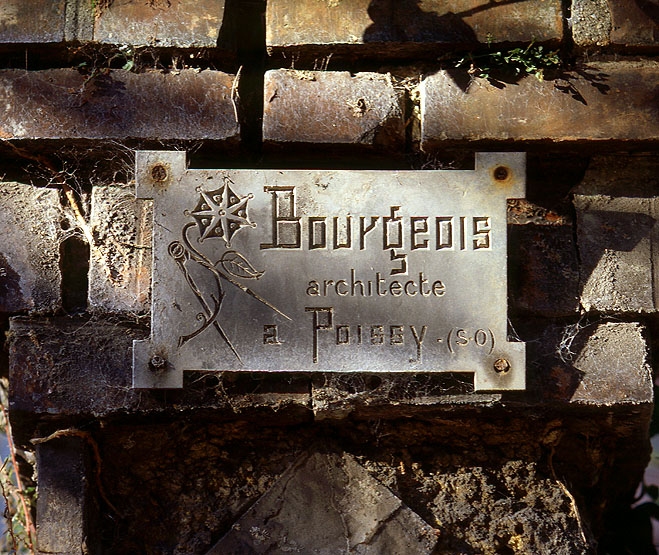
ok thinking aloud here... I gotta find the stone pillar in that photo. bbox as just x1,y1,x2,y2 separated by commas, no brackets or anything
35,436,92,555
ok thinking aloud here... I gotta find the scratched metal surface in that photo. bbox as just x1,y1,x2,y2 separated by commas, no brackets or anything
133,151,526,390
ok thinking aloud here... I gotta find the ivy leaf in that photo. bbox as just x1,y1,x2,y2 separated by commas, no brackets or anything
219,250,264,280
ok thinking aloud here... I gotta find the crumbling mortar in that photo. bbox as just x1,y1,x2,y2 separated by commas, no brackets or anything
559,0,577,60
570,186,588,314
391,74,421,153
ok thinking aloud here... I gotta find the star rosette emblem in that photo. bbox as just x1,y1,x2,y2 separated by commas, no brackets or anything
189,183,256,246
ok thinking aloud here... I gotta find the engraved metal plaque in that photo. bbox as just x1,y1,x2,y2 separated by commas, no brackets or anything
133,151,526,390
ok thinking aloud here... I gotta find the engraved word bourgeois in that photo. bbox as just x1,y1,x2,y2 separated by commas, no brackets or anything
259,186,493,253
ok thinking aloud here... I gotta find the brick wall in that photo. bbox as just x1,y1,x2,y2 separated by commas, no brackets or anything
0,1,657,553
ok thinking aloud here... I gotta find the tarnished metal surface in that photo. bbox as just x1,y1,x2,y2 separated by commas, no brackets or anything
133,151,526,390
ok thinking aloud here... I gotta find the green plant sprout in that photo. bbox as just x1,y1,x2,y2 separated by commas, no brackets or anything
453,38,561,82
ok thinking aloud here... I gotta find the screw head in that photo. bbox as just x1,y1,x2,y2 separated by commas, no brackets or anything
150,355,166,370
151,164,168,183
493,166,509,181
493,358,510,373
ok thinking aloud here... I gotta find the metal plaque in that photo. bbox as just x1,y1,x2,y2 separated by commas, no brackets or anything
133,151,526,390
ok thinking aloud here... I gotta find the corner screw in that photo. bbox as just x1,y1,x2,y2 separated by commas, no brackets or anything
150,355,166,370
493,358,510,373
493,166,509,181
151,164,168,183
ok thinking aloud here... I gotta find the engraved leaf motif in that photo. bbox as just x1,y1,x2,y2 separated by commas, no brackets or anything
219,250,264,280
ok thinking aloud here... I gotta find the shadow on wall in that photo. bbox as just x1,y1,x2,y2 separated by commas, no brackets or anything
363,0,530,44
578,209,656,304
634,0,659,23
362,0,613,102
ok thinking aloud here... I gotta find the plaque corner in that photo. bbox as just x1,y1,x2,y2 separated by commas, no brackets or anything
475,151,526,199
134,150,188,199
132,339,184,389
474,341,526,392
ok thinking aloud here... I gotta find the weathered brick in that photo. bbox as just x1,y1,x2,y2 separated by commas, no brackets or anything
573,156,659,313
94,0,226,47
571,322,652,404
507,165,580,323
572,0,658,48
8,317,312,419
9,314,653,555
263,70,404,149
266,0,562,54
36,437,90,555
421,61,659,147
0,0,65,43
64,0,94,42
522,318,652,405
576,198,654,312
93,415,644,554
509,224,580,317
89,184,152,314
10,314,651,420
0,69,239,141
571,0,613,47
0,183,62,313
609,0,659,46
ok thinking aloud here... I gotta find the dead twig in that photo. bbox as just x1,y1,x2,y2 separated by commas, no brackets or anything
231,65,243,125
31,428,121,516
0,405,36,554
0,460,19,554
543,424,589,548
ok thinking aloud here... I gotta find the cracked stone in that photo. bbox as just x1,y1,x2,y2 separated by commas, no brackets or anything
208,451,439,554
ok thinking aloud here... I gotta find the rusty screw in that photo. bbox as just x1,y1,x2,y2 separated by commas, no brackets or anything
151,164,168,183
150,355,166,370
493,166,509,181
493,358,510,373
